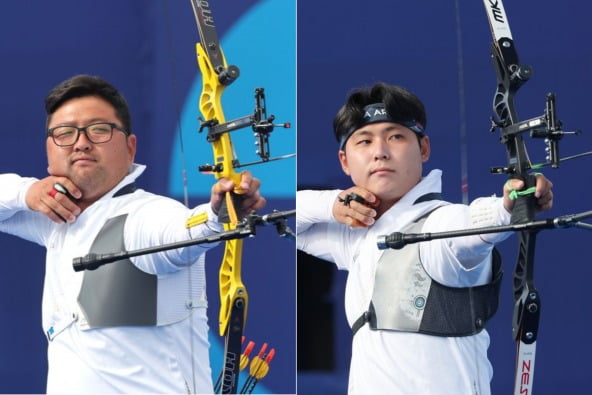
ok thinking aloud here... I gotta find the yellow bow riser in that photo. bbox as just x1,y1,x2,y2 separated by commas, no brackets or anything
196,42,248,337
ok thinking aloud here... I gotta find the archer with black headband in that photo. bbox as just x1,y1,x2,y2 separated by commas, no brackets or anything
296,82,554,394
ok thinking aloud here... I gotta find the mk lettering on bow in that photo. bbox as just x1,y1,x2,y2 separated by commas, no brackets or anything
488,0,505,24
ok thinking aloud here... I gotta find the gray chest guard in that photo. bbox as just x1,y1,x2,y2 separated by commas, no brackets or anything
352,212,503,337
77,214,158,328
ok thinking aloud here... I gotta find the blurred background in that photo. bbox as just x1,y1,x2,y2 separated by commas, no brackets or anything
0,1,295,393
297,1,592,394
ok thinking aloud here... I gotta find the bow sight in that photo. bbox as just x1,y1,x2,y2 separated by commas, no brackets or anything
198,87,292,174
489,92,583,174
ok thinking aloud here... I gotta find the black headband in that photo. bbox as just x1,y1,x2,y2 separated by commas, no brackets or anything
339,103,425,150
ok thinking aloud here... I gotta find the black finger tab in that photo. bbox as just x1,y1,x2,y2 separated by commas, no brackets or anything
339,193,367,207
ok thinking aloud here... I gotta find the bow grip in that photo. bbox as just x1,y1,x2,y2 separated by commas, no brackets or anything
218,189,246,225
510,173,537,224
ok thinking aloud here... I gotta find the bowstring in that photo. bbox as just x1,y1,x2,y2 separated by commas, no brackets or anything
161,0,195,393
455,0,470,205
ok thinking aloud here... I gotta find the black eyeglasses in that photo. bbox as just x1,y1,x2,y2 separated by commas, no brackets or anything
47,122,129,147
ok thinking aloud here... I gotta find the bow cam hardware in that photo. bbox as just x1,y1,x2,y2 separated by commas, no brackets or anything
217,65,240,86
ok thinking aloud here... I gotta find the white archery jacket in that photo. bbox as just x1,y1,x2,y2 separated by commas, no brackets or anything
0,164,222,394
296,169,513,395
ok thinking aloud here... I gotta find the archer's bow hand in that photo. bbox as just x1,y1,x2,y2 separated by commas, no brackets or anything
210,170,266,219
333,186,379,228
503,174,554,214
26,176,82,224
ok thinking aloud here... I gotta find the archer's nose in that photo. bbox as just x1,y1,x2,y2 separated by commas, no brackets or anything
73,131,92,152
373,140,390,160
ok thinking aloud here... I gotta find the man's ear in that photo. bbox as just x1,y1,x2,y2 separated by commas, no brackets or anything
126,134,137,164
420,136,430,162
338,150,351,176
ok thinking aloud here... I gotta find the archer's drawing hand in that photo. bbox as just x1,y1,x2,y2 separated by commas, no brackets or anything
333,187,380,228
25,176,82,224
211,170,266,219
503,174,554,214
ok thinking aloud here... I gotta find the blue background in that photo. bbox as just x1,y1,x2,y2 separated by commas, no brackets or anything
0,0,591,394
297,0,592,394
0,1,295,394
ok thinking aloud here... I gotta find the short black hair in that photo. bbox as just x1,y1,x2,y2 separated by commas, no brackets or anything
333,82,426,147
45,74,132,133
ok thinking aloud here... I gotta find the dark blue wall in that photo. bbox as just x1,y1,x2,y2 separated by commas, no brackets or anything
0,1,295,394
297,1,592,394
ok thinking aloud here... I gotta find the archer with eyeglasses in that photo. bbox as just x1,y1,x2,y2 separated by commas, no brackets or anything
47,122,129,147
0,74,266,393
